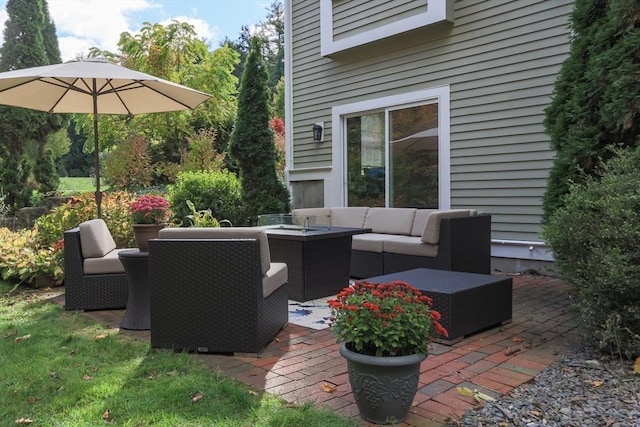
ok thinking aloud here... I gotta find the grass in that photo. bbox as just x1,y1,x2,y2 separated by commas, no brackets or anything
58,177,109,196
1,285,359,427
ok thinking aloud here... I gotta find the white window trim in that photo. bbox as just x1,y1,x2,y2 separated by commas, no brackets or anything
331,86,451,208
320,0,454,57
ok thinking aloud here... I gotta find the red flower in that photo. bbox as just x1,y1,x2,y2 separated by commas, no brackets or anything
329,280,448,357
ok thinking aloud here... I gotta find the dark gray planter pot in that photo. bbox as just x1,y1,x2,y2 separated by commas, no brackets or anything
340,343,426,424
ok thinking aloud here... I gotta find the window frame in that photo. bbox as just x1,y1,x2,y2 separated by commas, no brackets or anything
330,86,451,208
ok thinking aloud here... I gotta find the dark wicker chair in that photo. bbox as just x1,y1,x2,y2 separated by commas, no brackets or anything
148,227,288,355
63,222,129,311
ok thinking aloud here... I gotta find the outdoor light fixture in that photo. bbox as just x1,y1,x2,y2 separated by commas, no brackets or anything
313,122,323,142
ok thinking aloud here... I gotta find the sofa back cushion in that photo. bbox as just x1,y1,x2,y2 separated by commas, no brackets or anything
330,207,369,228
421,210,475,244
364,208,416,235
79,219,117,258
291,208,331,217
157,227,271,276
411,209,438,236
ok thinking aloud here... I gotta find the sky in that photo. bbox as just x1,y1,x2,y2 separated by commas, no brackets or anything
0,0,272,61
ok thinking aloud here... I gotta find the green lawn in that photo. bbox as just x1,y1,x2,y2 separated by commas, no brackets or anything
0,286,358,427
58,177,109,196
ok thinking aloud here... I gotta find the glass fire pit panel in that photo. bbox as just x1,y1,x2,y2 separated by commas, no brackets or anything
257,213,331,231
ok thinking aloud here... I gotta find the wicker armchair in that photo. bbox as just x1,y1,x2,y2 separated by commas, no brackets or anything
148,227,288,355
64,219,130,311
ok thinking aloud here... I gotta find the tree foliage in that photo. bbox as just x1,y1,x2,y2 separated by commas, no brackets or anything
228,37,290,225
542,0,640,220
223,1,284,95
77,21,239,180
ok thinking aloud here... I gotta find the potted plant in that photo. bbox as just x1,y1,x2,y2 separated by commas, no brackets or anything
328,280,448,424
129,195,171,251
185,200,232,227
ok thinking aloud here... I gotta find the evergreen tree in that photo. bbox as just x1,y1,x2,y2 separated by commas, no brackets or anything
0,0,65,207
542,0,640,220
228,37,290,225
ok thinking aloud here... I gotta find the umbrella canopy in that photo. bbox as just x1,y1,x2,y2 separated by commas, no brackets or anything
390,127,438,153
0,58,212,217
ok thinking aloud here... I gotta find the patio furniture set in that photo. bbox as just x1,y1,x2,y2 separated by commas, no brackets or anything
63,208,512,353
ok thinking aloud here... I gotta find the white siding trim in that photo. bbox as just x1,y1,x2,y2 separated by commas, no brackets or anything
492,240,553,262
330,86,451,208
320,0,454,57
284,0,294,184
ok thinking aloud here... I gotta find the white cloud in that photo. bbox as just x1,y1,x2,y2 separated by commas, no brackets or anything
160,15,216,43
0,0,232,62
48,0,156,60
0,7,8,47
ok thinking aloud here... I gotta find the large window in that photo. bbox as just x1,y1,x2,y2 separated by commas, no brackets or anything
346,102,439,208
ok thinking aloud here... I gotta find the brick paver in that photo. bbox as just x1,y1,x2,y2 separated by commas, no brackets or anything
55,274,580,426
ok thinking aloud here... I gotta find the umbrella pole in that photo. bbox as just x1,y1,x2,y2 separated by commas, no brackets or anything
93,89,102,218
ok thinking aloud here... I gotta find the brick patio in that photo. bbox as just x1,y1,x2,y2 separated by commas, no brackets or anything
61,274,580,426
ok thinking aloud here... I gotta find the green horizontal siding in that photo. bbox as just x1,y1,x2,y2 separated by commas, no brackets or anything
289,0,574,243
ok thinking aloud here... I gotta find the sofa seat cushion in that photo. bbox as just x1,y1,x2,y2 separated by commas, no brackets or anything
83,248,126,274
364,208,416,235
383,235,439,257
79,219,117,258
352,233,387,252
330,207,369,228
263,262,287,298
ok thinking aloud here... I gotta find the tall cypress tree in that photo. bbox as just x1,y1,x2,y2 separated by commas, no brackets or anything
542,0,640,220
228,37,290,225
0,0,65,207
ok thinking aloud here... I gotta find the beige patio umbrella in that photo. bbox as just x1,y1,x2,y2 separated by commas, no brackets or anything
0,58,212,217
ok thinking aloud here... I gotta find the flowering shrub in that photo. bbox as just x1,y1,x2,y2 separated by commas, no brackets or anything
328,281,448,357
129,195,170,224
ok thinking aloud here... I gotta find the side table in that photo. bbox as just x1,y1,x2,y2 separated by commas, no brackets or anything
118,249,150,330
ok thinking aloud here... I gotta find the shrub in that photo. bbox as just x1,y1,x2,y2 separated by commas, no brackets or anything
35,191,136,249
102,134,153,190
0,227,64,285
542,146,640,358
0,191,138,286
180,128,226,173
167,170,242,226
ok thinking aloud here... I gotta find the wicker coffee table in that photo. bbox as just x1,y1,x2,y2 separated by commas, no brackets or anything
265,226,370,302
366,268,512,344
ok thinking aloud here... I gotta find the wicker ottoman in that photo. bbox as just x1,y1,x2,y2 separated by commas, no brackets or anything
366,268,512,344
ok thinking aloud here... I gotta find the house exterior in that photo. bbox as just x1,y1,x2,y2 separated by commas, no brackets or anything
283,0,574,271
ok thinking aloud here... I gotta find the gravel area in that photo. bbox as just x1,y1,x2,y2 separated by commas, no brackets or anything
452,348,640,426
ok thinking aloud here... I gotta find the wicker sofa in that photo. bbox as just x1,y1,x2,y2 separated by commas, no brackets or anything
148,227,288,355
291,207,491,278
63,219,130,311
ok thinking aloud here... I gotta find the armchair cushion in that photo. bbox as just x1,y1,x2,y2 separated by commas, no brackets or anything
83,248,128,274
264,262,287,298
79,219,116,258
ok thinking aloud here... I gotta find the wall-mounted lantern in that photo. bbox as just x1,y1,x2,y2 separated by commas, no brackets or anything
312,122,324,142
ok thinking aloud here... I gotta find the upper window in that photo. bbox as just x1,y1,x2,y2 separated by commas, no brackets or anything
320,0,454,56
